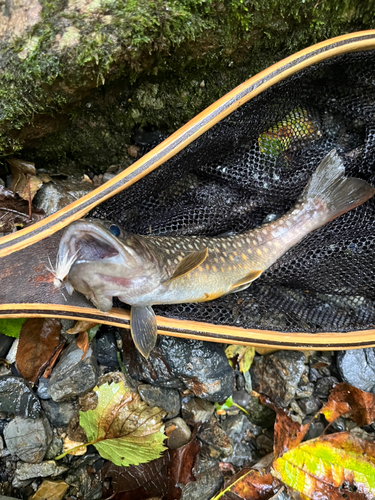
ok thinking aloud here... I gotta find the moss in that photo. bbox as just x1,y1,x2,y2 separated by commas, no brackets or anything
0,0,374,170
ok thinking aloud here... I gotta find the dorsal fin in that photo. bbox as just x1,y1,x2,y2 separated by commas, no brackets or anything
164,248,208,284
230,270,263,291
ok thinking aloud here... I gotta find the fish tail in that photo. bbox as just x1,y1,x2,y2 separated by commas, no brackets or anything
300,149,375,220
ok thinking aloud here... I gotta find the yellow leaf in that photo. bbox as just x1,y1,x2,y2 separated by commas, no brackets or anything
225,345,255,373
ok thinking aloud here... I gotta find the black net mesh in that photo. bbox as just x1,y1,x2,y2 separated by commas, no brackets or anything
91,50,375,333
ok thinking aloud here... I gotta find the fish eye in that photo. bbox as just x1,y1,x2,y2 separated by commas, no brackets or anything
109,224,121,237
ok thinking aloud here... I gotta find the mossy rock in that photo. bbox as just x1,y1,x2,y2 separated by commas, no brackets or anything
0,0,374,174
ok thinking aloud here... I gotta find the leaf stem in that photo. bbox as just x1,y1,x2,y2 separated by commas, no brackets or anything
55,440,96,460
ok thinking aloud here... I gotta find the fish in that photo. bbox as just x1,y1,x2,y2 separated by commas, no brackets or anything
54,150,375,358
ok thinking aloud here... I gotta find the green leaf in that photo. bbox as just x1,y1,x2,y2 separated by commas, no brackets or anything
272,432,375,499
59,381,167,467
225,345,255,373
0,318,27,338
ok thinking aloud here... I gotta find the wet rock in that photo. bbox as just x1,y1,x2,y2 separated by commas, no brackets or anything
303,420,325,441
165,417,192,449
337,349,375,392
47,340,99,402
309,367,322,383
0,333,14,358
96,329,119,369
0,375,42,418
198,417,233,458
138,384,180,419
41,398,78,427
30,480,69,500
45,436,63,460
5,338,18,364
180,462,223,500
251,351,306,407
313,376,339,399
34,177,94,215
123,333,234,401
297,395,321,416
233,392,275,428
13,460,67,485
4,416,52,463
160,337,234,402
36,377,51,400
221,413,261,467
255,432,274,455
181,397,215,424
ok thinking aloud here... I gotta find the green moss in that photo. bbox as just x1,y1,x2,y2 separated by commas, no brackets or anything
0,0,374,169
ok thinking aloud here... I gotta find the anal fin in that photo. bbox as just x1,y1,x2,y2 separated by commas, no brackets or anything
164,248,208,284
130,305,158,358
230,270,263,291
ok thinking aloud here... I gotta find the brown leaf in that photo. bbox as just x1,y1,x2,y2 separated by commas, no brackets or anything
101,428,201,500
43,342,65,378
320,382,375,426
7,158,42,201
212,469,277,500
30,480,69,500
77,330,89,359
0,185,44,233
16,318,61,383
260,395,308,457
67,320,98,335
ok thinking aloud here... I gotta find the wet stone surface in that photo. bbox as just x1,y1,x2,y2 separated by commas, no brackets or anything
138,384,180,419
45,340,99,402
0,376,42,418
251,351,306,407
4,416,52,463
198,417,233,458
41,398,78,428
165,417,192,449
181,397,215,424
336,348,375,392
221,413,261,467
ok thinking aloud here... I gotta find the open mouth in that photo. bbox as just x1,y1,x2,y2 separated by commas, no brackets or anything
71,233,119,262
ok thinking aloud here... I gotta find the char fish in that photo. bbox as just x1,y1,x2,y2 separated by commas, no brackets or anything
54,150,375,357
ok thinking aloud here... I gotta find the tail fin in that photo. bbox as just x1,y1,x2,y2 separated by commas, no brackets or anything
300,149,375,219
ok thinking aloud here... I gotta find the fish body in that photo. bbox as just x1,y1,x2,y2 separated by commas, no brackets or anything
56,151,375,357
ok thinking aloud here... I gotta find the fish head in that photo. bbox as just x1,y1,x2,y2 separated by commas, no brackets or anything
56,219,161,311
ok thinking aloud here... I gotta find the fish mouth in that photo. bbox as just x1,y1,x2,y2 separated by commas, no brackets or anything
59,220,128,269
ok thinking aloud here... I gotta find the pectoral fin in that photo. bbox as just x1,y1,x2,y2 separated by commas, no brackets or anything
130,305,158,359
230,270,263,291
164,248,208,284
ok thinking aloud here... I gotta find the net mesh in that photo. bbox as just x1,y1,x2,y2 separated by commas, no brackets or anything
91,50,375,333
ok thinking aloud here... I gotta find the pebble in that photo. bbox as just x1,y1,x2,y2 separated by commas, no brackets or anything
198,417,233,458
160,337,235,402
297,395,321,416
336,349,375,392
34,178,94,215
96,329,119,369
4,416,53,463
0,375,42,418
138,384,180,419
303,420,325,441
313,376,339,399
233,392,275,428
30,480,69,500
251,351,306,407
255,432,274,455
41,398,78,427
123,334,234,401
13,460,67,483
44,436,63,460
180,460,223,500
165,417,192,449
46,340,99,402
221,413,261,467
181,397,215,424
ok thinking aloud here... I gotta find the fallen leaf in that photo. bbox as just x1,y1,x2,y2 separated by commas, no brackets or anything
30,479,69,500
62,436,87,456
43,342,65,378
56,381,166,466
210,468,277,500
225,345,255,373
272,432,375,500
101,428,200,500
77,330,89,359
67,320,98,335
16,318,61,383
0,185,44,233
7,158,43,201
320,382,375,426
0,318,27,338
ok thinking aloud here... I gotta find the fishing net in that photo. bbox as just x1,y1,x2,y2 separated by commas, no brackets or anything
91,50,375,333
